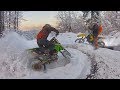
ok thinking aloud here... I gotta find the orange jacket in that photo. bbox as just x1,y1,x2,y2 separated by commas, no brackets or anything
98,25,103,35
36,32,45,40
36,26,59,40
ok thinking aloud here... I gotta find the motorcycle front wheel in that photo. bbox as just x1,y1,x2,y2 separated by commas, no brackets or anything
75,38,85,43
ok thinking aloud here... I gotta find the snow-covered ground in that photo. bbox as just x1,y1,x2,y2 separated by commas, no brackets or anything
0,31,120,79
0,32,91,79
104,32,120,46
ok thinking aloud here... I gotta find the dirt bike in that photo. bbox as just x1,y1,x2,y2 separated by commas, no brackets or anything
75,33,105,48
27,37,71,71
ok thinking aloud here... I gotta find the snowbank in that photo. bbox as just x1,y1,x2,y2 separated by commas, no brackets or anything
0,32,31,78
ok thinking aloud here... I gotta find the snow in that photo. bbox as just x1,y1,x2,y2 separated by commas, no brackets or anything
48,32,77,45
24,48,90,79
0,31,90,79
76,44,120,79
1,31,120,79
104,32,120,46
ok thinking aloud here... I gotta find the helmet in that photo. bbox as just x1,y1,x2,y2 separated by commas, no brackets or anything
44,24,51,28
86,18,100,30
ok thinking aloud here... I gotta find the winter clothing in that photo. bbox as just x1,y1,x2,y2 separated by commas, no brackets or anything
37,24,59,40
98,25,103,35
89,23,103,48
36,24,59,55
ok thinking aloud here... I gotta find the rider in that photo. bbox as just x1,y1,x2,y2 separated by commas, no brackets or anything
36,24,59,55
87,20,103,49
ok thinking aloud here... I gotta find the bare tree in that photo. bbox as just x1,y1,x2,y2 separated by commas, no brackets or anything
56,11,86,33
101,11,120,35
56,11,74,32
4,11,22,31
0,11,4,37
8,11,12,29
13,11,21,31
82,11,101,25
0,11,22,37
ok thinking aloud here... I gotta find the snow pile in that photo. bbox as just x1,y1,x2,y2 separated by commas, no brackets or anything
0,32,31,78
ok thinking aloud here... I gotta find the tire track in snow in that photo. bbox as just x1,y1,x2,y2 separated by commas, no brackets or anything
76,61,90,79
64,44,91,79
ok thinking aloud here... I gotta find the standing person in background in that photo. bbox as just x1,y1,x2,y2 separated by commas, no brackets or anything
88,22,103,49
